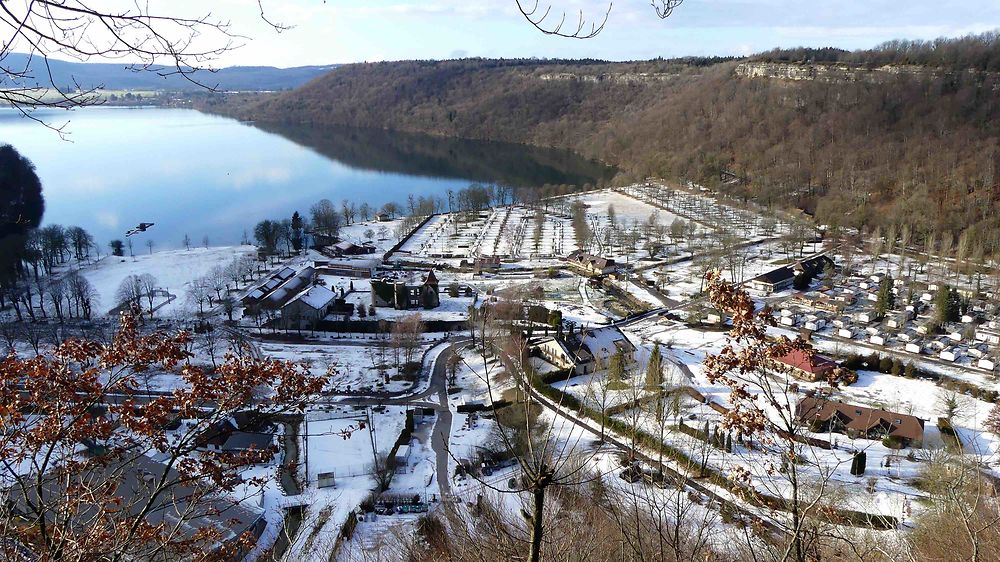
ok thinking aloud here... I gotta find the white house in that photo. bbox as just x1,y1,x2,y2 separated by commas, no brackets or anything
281,285,337,329
975,329,1000,345
939,348,960,362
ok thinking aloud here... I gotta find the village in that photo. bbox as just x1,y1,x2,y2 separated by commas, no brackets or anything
4,179,1000,560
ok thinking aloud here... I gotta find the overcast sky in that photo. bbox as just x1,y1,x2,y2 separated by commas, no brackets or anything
38,1,1000,67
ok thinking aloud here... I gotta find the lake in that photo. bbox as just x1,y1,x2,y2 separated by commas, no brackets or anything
0,107,615,249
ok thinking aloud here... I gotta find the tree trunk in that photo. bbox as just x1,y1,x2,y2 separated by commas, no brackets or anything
528,486,545,562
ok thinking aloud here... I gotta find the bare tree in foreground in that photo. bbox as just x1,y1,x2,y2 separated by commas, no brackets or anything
702,270,885,562
0,309,328,560
516,0,683,39
0,1,290,129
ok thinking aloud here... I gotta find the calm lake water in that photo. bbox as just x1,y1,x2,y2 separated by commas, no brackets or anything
0,107,614,248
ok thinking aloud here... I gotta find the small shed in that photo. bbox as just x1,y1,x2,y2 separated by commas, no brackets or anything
394,445,411,474
318,472,337,489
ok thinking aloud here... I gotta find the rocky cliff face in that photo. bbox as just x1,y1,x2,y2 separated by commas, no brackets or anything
734,61,993,84
537,72,681,85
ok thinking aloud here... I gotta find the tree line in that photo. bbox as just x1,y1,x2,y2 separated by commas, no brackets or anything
222,32,999,257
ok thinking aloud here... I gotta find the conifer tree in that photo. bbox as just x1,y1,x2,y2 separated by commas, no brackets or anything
646,342,664,388
874,275,895,319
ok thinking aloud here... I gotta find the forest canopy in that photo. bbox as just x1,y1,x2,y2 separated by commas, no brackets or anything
210,32,1000,250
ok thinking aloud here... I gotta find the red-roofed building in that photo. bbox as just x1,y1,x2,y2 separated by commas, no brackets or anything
797,396,924,448
774,349,838,382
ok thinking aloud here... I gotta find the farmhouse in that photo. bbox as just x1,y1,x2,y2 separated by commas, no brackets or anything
328,240,377,257
750,255,835,295
242,266,315,315
529,336,595,375
796,396,925,448
528,326,637,375
198,411,278,455
749,267,795,294
773,348,838,382
566,250,617,276
370,270,440,310
281,285,337,329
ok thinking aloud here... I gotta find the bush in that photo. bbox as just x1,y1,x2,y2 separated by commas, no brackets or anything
881,434,906,449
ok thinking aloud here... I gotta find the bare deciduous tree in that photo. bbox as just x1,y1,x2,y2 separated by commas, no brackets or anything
1,1,287,131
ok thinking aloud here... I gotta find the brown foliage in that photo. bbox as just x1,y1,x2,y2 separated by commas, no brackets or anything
0,310,328,560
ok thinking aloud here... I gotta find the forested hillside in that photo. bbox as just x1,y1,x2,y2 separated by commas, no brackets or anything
212,33,1000,243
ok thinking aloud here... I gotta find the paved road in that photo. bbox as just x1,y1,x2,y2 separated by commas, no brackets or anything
328,338,469,498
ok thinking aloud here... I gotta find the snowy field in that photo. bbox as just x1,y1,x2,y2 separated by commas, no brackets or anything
258,341,433,394
393,206,578,267
74,245,256,316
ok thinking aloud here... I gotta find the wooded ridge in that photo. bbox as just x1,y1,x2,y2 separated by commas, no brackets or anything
208,33,1000,246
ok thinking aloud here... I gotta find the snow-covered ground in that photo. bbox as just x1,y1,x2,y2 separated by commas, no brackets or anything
258,341,434,394
74,245,256,316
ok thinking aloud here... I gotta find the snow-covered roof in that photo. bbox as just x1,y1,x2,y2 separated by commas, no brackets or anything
286,284,336,311
580,326,635,358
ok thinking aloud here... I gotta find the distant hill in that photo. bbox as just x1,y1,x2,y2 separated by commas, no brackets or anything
1,53,337,92
214,33,1000,239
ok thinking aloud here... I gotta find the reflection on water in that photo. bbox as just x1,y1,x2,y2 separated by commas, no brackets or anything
0,107,615,248
255,122,616,189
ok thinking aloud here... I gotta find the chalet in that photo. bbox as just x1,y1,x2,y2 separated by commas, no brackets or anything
375,211,391,222
566,251,617,276
529,336,595,375
793,254,835,278
939,347,961,362
198,411,277,455
281,285,337,329
797,397,924,448
581,326,637,366
885,313,909,329
773,348,838,382
528,326,636,376
370,270,440,310
804,318,826,331
749,267,795,295
328,240,377,257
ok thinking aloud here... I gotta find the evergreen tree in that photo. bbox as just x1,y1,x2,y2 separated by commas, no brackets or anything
874,275,895,319
646,342,664,388
607,349,626,389
933,285,961,325
290,211,304,251
986,403,1000,436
